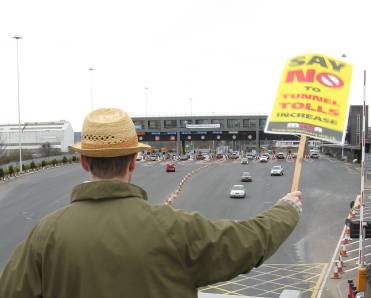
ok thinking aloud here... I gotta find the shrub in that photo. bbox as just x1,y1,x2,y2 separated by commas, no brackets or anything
52,159,58,166
72,156,77,162
41,160,47,167
0,168,4,179
30,161,36,170
8,165,14,176
14,166,20,174
62,156,68,163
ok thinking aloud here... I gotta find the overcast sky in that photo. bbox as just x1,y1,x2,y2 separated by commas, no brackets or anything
1,0,370,131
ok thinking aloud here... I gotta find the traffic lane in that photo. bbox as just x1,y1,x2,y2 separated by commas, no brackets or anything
0,160,208,269
293,157,360,263
0,165,88,269
133,160,208,204
173,159,296,220
172,158,360,265
173,159,300,264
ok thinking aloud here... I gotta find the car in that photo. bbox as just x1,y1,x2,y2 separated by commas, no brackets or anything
150,154,158,161
196,154,205,160
271,165,284,176
241,157,248,164
229,153,239,159
310,152,320,158
216,153,224,159
241,172,252,182
276,152,285,159
230,185,246,198
165,163,176,172
287,123,300,129
179,154,189,161
260,155,269,162
246,153,254,160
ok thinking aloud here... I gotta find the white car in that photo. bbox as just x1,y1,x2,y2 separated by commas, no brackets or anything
287,123,300,129
241,158,248,164
260,156,269,162
271,165,284,176
230,185,246,199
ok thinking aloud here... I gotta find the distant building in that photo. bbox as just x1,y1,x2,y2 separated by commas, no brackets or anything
0,121,74,153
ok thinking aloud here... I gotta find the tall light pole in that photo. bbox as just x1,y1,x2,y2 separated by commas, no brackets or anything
89,67,94,111
13,35,23,174
144,87,149,116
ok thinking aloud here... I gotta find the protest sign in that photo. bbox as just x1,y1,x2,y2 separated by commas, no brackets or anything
265,54,353,191
265,54,352,144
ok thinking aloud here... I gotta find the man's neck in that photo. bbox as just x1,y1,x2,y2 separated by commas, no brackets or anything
90,175,130,183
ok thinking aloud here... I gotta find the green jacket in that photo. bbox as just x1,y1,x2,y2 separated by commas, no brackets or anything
0,180,299,298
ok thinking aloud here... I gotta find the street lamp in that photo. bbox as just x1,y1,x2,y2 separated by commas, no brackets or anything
13,35,23,174
89,67,95,111
144,87,149,116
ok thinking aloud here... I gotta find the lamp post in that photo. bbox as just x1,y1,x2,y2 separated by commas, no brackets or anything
13,35,23,174
89,67,94,111
144,87,149,116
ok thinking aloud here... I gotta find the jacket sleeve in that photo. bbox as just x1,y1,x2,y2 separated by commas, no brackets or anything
160,201,299,287
0,225,43,298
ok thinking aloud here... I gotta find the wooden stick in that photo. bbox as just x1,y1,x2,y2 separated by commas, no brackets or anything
291,135,307,192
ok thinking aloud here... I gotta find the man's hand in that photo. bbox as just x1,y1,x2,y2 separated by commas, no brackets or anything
279,191,302,214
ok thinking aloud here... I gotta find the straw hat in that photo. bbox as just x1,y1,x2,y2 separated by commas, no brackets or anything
70,108,151,157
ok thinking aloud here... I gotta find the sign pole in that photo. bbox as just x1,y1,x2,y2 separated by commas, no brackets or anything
291,135,307,192
357,70,367,292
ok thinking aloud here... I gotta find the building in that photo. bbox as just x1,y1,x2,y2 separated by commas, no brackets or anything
132,105,368,157
0,121,74,153
132,114,298,155
322,105,369,160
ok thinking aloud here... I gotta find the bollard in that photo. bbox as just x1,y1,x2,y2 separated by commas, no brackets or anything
357,266,367,292
365,264,371,297
348,280,354,298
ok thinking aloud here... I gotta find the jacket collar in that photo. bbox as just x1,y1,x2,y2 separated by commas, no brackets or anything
71,180,148,203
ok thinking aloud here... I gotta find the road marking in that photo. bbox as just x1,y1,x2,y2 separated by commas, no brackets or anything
200,263,327,297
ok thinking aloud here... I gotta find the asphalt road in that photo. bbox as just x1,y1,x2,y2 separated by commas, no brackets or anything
0,156,361,295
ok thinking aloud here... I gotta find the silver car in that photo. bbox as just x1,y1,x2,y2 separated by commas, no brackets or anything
270,165,284,176
241,157,248,164
230,185,246,198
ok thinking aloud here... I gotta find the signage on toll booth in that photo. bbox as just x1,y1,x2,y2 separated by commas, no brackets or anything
265,53,353,144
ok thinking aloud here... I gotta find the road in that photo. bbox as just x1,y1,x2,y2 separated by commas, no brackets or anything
0,156,361,297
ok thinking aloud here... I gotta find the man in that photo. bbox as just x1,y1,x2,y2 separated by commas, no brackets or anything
0,108,302,298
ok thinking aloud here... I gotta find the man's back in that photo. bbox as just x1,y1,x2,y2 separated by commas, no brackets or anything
0,180,299,298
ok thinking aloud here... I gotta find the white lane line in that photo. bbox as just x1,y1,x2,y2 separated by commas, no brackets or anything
317,225,346,297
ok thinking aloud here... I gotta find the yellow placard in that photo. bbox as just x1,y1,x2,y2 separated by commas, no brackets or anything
265,54,352,144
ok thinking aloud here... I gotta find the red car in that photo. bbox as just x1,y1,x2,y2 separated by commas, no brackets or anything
166,163,176,172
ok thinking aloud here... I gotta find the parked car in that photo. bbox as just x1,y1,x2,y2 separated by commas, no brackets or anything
165,163,176,172
241,157,248,164
216,153,224,159
230,185,246,199
260,156,269,162
276,152,285,159
241,172,252,182
271,165,284,176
